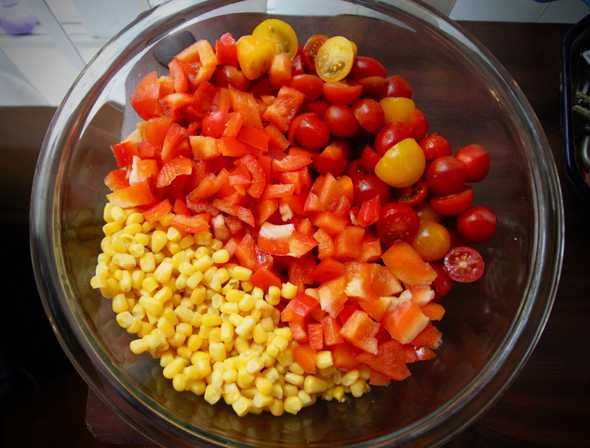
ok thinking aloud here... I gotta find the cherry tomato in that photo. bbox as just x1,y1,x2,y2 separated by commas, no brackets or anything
253,18,298,58
374,122,414,154
377,202,420,244
323,82,363,105
360,145,381,172
394,180,428,206
457,206,497,243
213,65,250,90
426,156,467,196
375,138,426,188
430,187,473,216
324,105,359,138
455,144,490,182
358,76,388,99
350,56,387,79
289,113,330,150
416,203,441,222
443,246,485,283
292,49,306,75
352,98,384,134
347,159,366,179
315,36,356,82
290,74,324,100
380,97,416,124
304,100,330,117
432,263,452,299
250,77,274,97
412,220,451,261
353,173,391,205
420,133,452,162
409,109,428,140
236,35,275,80
302,34,328,72
386,75,412,98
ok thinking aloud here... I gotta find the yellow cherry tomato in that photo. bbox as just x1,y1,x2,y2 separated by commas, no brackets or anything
253,18,298,58
380,97,416,124
375,138,426,188
412,220,451,261
236,34,275,80
315,36,355,82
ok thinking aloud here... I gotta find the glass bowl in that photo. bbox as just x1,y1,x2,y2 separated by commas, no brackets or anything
30,0,564,446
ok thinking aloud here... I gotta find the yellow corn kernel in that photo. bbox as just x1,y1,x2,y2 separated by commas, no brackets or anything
126,211,144,225
252,392,273,409
141,276,157,294
204,385,222,405
271,383,283,400
122,223,141,236
316,351,334,369
179,235,194,249
241,280,254,292
332,385,345,402
284,384,299,398
191,352,211,378
166,226,181,242
234,337,249,354
209,342,226,362
109,205,126,223
200,314,221,328
163,357,188,379
237,370,255,388
90,276,105,289
285,372,304,387
303,376,329,395
225,289,244,303
232,396,251,417
115,311,134,329
133,232,150,246
281,282,298,300
220,322,234,343
238,294,255,312
194,231,213,246
359,366,371,381
230,266,252,281
176,346,192,360
172,373,187,392
131,270,144,290
210,239,223,250
255,377,273,396
112,253,136,269
260,317,274,332
184,272,202,290
154,260,173,284
190,287,206,306
176,322,192,337
193,255,213,273
350,379,368,398
342,370,359,387
210,370,224,389
126,319,142,334
275,327,291,340
103,221,123,236
128,242,145,258
187,334,202,352
144,331,166,350
211,293,223,309
111,235,130,253
270,398,284,416
140,220,153,232
235,317,256,338
141,297,163,318
284,396,303,415
298,390,313,407
139,252,156,273
252,324,268,345
189,380,207,396
129,339,148,354
223,368,237,383
246,358,263,374
112,294,129,314
212,249,230,264
251,287,263,302
220,302,239,315
203,266,218,285
151,230,167,253
159,352,174,368
153,286,172,304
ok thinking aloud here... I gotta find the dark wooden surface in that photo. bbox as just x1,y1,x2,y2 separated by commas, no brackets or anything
1,21,588,448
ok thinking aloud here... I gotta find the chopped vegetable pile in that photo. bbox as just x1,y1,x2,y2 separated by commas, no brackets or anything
91,18,497,417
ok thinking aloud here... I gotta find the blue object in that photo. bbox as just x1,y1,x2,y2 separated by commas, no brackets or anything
0,14,36,35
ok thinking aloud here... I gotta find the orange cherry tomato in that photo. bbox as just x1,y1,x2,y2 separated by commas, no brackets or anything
412,220,451,261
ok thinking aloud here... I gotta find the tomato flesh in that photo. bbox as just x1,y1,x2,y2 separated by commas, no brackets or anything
443,246,485,283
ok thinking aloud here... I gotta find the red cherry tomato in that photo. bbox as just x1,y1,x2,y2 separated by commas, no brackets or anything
304,100,330,117
432,263,452,299
374,121,414,154
409,109,428,140
420,133,452,162
443,246,485,283
430,187,473,216
455,144,490,182
357,76,388,99
377,202,420,244
323,82,363,105
360,145,381,172
350,56,387,79
394,180,428,206
324,105,360,138
290,74,324,101
386,75,412,98
292,49,306,75
347,159,366,179
352,98,385,134
353,173,391,205
426,156,467,196
289,113,330,151
457,206,497,243
302,34,328,72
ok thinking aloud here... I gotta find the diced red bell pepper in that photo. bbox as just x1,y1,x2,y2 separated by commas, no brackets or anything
104,168,129,192
307,323,324,350
111,140,139,168
212,199,255,227
262,86,305,132
313,228,334,260
229,86,262,128
251,267,282,291
293,344,317,374
156,156,193,189
257,222,294,255
410,323,442,350
175,40,218,87
313,211,347,236
169,59,189,93
265,123,290,152
218,137,252,158
272,149,313,172
318,174,353,212
356,340,411,381
409,285,435,306
382,241,437,286
369,369,391,386
269,53,293,88
360,236,382,262
201,110,229,138
227,165,251,195
213,87,232,114
337,303,360,325
288,254,316,288
186,198,220,216
143,199,172,223
313,140,350,176
296,217,313,236
107,181,155,208
358,296,392,322
160,93,193,121
340,310,380,354
224,237,239,257
190,135,220,160
173,198,191,216
281,293,320,322
238,126,270,152
234,232,257,270
262,184,295,199
290,320,308,342
257,199,278,225
131,71,160,120
334,226,365,260
312,258,345,283
238,154,266,199
279,168,311,195
321,316,344,346
160,123,189,161
138,141,158,159
225,215,245,235
215,32,238,66
158,75,175,97
421,303,445,321
170,213,210,234
332,343,360,371
129,157,159,184
318,275,348,318
382,300,430,344
343,262,374,298
356,196,381,227
303,192,322,213
223,112,244,137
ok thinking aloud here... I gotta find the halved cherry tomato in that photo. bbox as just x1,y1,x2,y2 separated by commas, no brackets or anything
443,246,485,283
350,56,387,79
358,76,388,99
412,220,451,261
377,202,419,245
386,75,412,98
289,113,330,150
353,173,390,205
426,155,467,196
131,71,160,120
215,32,238,66
420,133,452,162
431,263,452,299
457,206,497,243
253,18,299,58
290,74,324,100
324,105,359,138
375,138,426,188
236,34,275,80
430,187,473,216
395,180,428,206
455,144,490,182
353,99,385,134
374,121,414,154
323,82,362,105
315,36,355,82
262,86,305,132
302,34,328,72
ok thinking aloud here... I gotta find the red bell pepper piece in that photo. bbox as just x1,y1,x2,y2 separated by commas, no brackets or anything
410,323,442,350
382,300,430,344
265,123,290,151
288,254,316,288
213,199,255,227
131,71,160,120
156,156,193,189
106,181,155,208
334,226,365,260
360,236,382,262
170,213,210,234
263,86,305,132
257,199,278,225
251,267,282,291
272,148,314,172
382,241,437,286
104,168,129,191
331,343,360,371
173,198,191,216
281,293,320,323
161,123,189,161
340,310,380,354
289,320,308,342
337,303,360,325
356,195,381,227
169,58,189,93
312,258,345,283
318,275,348,318
313,140,350,176
215,32,238,66
313,211,347,236
307,323,324,351
293,344,317,374
111,140,139,168
262,184,295,199
238,154,266,199
129,157,159,185
223,112,244,137
234,232,258,270
229,86,262,128
356,340,411,381
321,316,344,346
238,126,270,152
143,199,172,223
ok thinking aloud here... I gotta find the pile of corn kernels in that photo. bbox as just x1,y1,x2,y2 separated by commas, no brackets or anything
90,203,370,416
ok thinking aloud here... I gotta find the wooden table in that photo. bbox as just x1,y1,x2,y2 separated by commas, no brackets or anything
2,21,587,448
